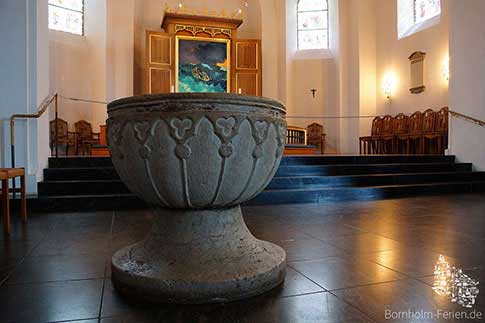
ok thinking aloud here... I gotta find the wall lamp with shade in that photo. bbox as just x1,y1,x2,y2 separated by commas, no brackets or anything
382,71,397,100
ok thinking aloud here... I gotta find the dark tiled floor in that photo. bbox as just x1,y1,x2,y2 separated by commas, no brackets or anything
1,194,485,323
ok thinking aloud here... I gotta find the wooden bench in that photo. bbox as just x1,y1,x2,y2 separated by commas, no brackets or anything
0,168,27,235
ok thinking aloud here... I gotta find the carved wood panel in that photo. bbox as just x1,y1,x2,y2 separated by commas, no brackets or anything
232,39,261,96
146,31,174,94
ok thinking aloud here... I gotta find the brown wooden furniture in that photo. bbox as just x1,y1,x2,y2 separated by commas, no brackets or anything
400,111,424,154
421,109,438,154
392,113,409,154
375,115,394,154
89,125,111,156
145,12,261,96
284,126,318,155
360,117,383,154
75,120,100,155
50,118,77,156
307,123,326,154
434,107,449,154
286,126,306,145
0,168,27,235
284,146,318,155
359,108,448,155
100,125,107,145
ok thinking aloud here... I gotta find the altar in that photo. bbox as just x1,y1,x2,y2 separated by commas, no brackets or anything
146,11,262,96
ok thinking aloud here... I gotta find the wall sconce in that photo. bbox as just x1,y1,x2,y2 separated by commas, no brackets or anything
441,56,450,81
382,72,397,100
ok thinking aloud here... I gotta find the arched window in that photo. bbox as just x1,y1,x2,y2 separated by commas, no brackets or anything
48,0,84,35
398,0,441,39
297,0,329,50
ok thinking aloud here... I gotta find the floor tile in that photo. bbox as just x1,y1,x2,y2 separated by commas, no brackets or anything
320,233,403,254
275,237,343,262
102,279,372,323
0,279,103,323
334,279,483,323
6,254,107,284
30,233,110,257
290,256,405,291
1,194,484,322
272,266,325,297
364,247,456,278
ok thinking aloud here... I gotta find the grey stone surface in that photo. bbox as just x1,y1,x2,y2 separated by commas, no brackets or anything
107,93,287,303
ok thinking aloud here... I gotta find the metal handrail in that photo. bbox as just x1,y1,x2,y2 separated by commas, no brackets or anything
58,94,108,105
9,93,58,198
10,93,59,167
449,110,485,127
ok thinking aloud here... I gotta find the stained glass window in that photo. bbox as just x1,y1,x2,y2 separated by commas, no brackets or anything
414,0,441,24
297,0,329,50
48,0,84,35
398,0,441,39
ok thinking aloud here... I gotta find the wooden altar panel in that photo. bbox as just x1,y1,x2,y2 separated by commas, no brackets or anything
236,73,258,96
146,31,174,94
232,39,261,96
149,68,172,93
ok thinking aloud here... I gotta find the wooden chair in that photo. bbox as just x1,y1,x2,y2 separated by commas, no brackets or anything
397,111,423,154
360,117,383,154
375,115,394,154
0,168,27,235
75,120,100,155
286,126,307,145
434,107,449,154
421,109,438,154
50,118,77,156
392,113,409,154
307,123,326,154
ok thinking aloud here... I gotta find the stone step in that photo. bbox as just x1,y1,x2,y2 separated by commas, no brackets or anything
268,171,485,190
249,181,485,205
275,163,472,177
44,162,470,181
34,181,485,212
39,171,485,196
48,157,113,168
47,155,457,169
36,194,146,212
280,155,456,165
44,167,119,181
38,179,130,196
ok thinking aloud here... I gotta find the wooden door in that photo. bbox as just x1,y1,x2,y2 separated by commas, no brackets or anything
146,31,174,94
231,39,262,96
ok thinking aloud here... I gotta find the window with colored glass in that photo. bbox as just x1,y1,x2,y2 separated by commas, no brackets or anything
48,0,84,35
297,0,329,50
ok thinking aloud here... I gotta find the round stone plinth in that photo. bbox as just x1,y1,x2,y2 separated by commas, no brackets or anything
111,206,286,304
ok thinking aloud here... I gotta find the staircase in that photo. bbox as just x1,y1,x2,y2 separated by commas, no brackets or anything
37,155,485,211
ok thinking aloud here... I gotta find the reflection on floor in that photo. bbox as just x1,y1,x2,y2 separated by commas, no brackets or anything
1,193,485,323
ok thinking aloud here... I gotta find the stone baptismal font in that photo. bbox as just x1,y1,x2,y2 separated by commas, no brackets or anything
107,93,287,303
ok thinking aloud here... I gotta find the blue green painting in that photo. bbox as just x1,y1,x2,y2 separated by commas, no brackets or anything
177,38,229,93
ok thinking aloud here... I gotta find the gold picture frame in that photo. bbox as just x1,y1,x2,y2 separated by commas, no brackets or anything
175,35,231,93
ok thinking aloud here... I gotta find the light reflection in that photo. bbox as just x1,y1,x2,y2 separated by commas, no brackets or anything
433,255,480,308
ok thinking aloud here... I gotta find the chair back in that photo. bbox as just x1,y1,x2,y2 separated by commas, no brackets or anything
393,113,409,135
75,120,94,140
286,126,307,145
422,109,437,133
307,123,324,140
436,107,449,134
371,116,384,136
50,118,68,143
381,115,394,135
408,111,423,134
